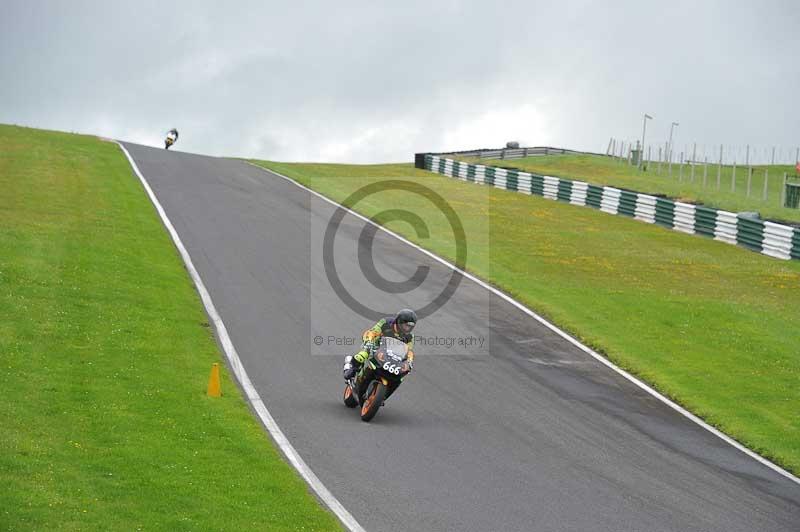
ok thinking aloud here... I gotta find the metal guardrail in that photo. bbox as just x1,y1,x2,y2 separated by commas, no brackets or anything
431,146,607,161
414,146,607,169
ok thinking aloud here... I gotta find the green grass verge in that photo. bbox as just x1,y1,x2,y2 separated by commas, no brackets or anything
253,159,800,475
0,125,341,531
451,153,800,224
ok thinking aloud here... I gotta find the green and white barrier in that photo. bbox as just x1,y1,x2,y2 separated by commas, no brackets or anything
423,154,800,261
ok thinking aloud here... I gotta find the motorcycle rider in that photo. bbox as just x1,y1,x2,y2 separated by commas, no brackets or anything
164,128,179,149
343,309,417,380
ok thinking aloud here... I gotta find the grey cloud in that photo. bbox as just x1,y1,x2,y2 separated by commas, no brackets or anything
2,0,798,163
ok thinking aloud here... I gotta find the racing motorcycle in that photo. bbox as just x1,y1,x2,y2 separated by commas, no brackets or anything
164,129,179,150
343,336,411,422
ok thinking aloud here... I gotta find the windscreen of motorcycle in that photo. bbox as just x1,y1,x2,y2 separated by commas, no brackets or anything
380,337,408,361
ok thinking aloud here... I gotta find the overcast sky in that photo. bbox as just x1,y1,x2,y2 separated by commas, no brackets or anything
1,1,798,163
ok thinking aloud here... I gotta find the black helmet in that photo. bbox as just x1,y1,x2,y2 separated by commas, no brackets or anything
395,308,417,334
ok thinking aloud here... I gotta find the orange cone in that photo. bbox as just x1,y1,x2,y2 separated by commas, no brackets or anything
207,363,221,397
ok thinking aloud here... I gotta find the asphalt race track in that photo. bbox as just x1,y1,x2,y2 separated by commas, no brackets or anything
123,143,800,532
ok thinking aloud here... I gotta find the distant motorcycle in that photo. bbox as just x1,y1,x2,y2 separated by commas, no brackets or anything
343,337,411,422
164,128,179,150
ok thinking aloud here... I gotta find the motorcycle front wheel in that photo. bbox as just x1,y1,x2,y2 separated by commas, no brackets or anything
343,383,358,408
360,381,386,422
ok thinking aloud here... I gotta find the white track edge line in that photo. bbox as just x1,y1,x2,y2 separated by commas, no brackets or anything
247,161,800,487
117,143,367,532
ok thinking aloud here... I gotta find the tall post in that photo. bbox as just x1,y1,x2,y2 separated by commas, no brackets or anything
691,142,697,182
657,146,662,175
763,168,769,201
782,173,787,207
771,146,776,165
746,144,751,178
747,167,752,197
668,121,679,162
732,161,737,192
717,144,722,189
679,152,684,182
639,113,652,169
668,147,673,178
703,157,708,187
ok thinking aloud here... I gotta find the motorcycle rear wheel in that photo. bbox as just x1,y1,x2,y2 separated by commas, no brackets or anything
360,381,386,422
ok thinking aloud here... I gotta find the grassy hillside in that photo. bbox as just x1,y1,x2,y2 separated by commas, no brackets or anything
0,125,341,531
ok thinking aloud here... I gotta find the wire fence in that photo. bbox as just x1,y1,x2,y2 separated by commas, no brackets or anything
607,138,800,206
608,138,800,167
